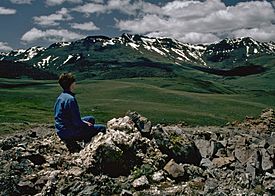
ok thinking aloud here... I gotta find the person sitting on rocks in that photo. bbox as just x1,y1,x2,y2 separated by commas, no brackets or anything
54,73,106,152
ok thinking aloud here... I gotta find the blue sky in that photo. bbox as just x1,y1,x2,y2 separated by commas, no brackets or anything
0,0,274,51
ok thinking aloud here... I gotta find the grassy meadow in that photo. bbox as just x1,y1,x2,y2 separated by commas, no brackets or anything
1,74,275,135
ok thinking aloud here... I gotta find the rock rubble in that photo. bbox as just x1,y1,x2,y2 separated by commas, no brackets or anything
0,109,274,195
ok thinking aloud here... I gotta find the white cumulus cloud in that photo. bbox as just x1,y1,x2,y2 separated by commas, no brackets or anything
115,0,275,44
21,28,84,43
72,0,162,16
9,0,34,4
0,7,16,15
72,3,107,15
45,0,82,6
231,25,275,42
33,8,72,26
70,22,100,31
0,42,13,51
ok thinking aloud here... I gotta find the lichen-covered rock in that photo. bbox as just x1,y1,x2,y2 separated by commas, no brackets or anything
75,116,166,177
76,130,143,177
151,125,202,165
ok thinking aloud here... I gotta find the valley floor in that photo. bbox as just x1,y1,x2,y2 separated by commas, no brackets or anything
1,76,275,136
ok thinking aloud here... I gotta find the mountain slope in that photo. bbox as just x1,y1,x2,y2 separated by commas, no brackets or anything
0,34,274,79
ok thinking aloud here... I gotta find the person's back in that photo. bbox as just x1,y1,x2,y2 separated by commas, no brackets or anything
54,73,106,151
54,90,83,139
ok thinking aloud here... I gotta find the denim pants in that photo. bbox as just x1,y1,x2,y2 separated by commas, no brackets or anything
60,115,106,144
79,116,106,142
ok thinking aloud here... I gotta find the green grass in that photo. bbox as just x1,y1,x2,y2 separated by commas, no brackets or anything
1,76,274,135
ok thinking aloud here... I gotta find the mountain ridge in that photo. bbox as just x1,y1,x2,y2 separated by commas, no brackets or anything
0,34,274,79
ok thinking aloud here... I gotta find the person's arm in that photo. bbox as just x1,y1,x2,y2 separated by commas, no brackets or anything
68,97,87,128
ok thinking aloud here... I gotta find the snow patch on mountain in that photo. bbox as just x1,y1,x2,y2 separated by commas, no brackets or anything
35,56,51,69
59,42,71,47
13,49,26,56
171,48,191,62
18,47,45,62
141,37,156,44
102,39,115,47
127,42,139,50
63,55,74,65
52,57,59,62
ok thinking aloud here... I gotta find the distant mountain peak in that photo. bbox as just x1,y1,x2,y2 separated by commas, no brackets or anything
0,34,274,78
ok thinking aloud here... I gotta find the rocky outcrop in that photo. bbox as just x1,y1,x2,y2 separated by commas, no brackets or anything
0,109,274,195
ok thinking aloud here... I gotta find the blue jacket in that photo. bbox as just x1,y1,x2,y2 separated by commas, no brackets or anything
54,91,87,139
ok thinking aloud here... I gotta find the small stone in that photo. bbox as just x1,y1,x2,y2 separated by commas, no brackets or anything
200,158,214,169
234,147,253,164
204,178,218,194
132,175,149,190
67,166,83,177
212,156,235,168
164,159,185,178
267,145,274,156
120,189,133,196
195,139,211,158
79,185,97,195
152,170,165,182
261,149,273,171
184,164,204,179
215,148,227,157
34,176,48,190
265,172,275,179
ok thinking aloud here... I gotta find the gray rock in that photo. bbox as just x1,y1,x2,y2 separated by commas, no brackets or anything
107,116,136,133
234,147,254,164
204,178,219,194
66,166,83,177
132,175,149,190
267,144,274,156
212,156,235,168
164,159,185,178
245,151,260,180
195,139,211,158
152,170,165,182
79,185,98,195
34,176,48,190
184,164,204,180
261,149,273,171
215,148,227,157
127,112,152,134
200,158,214,169
120,189,133,196
153,127,202,165
77,129,144,177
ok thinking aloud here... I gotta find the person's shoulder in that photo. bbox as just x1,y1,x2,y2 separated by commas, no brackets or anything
59,92,75,101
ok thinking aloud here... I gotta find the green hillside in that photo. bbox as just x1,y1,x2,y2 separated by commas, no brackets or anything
1,74,275,135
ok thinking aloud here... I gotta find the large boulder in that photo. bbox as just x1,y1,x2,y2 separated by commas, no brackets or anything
151,125,202,165
75,115,166,177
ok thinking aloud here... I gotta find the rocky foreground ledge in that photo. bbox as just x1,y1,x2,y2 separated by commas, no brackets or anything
0,109,274,195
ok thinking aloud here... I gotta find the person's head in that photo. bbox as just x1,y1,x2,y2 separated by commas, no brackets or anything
58,73,76,92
